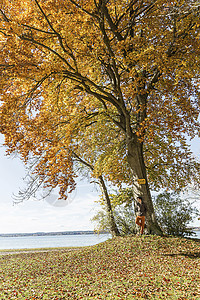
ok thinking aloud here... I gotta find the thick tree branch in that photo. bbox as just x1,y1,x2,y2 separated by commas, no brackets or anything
19,34,75,71
100,1,123,41
98,15,124,108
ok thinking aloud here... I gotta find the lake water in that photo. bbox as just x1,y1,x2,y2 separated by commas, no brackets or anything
0,231,199,250
0,234,111,250
190,230,200,239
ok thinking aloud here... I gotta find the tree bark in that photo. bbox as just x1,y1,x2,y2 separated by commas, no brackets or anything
98,175,120,237
126,135,163,235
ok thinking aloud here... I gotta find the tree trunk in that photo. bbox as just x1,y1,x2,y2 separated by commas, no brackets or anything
72,152,120,237
98,175,120,237
126,135,163,235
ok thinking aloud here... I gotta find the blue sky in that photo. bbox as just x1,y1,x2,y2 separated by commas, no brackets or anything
0,134,200,234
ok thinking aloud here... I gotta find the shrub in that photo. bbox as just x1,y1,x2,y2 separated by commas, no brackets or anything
153,191,199,237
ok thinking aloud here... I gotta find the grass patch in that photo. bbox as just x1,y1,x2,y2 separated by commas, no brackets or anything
0,235,199,299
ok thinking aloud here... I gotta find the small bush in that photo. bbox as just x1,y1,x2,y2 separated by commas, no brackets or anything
92,204,137,235
153,191,199,237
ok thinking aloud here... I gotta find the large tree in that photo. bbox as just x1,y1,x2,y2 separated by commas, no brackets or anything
0,0,200,234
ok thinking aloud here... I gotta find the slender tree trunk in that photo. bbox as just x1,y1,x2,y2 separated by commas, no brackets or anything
126,135,163,235
72,152,120,237
98,175,120,237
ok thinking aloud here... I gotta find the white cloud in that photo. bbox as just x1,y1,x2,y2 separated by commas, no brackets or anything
0,134,102,234
0,191,101,234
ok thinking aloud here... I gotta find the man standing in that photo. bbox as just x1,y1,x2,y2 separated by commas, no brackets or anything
135,196,147,235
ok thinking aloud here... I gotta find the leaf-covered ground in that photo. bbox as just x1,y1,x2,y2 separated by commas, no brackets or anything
0,235,199,299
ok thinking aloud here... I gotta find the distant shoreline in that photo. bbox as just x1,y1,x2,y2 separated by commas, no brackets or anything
0,228,199,238
192,227,200,231
0,231,108,238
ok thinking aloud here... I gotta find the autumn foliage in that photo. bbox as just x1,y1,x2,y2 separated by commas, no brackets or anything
0,0,200,205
